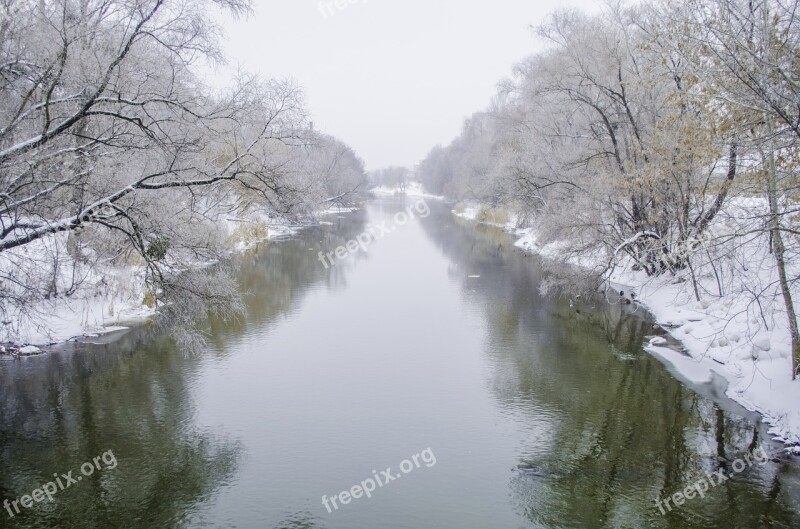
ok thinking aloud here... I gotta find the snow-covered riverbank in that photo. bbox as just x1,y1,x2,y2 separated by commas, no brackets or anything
454,201,800,454
1,187,429,353
0,206,353,353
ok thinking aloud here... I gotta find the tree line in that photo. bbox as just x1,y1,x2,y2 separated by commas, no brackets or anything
418,0,800,378
0,0,367,346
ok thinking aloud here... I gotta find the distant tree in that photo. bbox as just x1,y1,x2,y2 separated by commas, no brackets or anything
369,166,409,190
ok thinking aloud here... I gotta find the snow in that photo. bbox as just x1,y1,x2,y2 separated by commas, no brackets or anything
0,233,159,348
622,265,800,454
453,203,479,221
0,206,326,349
10,293,155,347
321,205,360,215
452,201,518,230
611,198,800,453
459,197,800,454
512,227,603,269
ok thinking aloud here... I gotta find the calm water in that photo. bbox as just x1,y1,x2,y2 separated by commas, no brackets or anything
1,198,799,529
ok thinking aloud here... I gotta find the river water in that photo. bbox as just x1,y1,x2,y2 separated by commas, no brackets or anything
1,197,799,529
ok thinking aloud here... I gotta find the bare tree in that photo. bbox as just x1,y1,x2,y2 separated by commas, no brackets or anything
0,0,360,345
680,0,800,377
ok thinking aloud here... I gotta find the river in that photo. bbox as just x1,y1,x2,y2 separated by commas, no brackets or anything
1,197,798,529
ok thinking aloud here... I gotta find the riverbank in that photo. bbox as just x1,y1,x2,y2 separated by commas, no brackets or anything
0,205,357,355
454,201,800,454
0,189,426,353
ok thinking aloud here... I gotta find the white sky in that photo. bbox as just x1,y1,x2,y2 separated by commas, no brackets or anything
218,0,603,170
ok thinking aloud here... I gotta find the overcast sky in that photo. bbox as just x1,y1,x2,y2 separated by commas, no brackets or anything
218,0,602,170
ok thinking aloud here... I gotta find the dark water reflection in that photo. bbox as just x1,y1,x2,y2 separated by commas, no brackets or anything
422,204,800,529
0,198,798,529
0,331,241,528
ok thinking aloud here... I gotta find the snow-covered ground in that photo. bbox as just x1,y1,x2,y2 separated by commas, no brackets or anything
3,271,156,350
450,202,517,228
456,199,800,454
0,230,156,350
0,207,337,351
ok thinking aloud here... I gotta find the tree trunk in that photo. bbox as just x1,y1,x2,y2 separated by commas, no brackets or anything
766,149,800,380
760,3,800,380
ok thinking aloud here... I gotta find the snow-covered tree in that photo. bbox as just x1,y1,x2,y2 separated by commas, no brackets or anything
674,0,800,377
0,0,364,346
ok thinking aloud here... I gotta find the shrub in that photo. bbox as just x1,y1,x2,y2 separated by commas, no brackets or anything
476,207,510,225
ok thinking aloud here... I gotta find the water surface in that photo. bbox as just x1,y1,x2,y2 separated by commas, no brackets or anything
1,198,798,528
